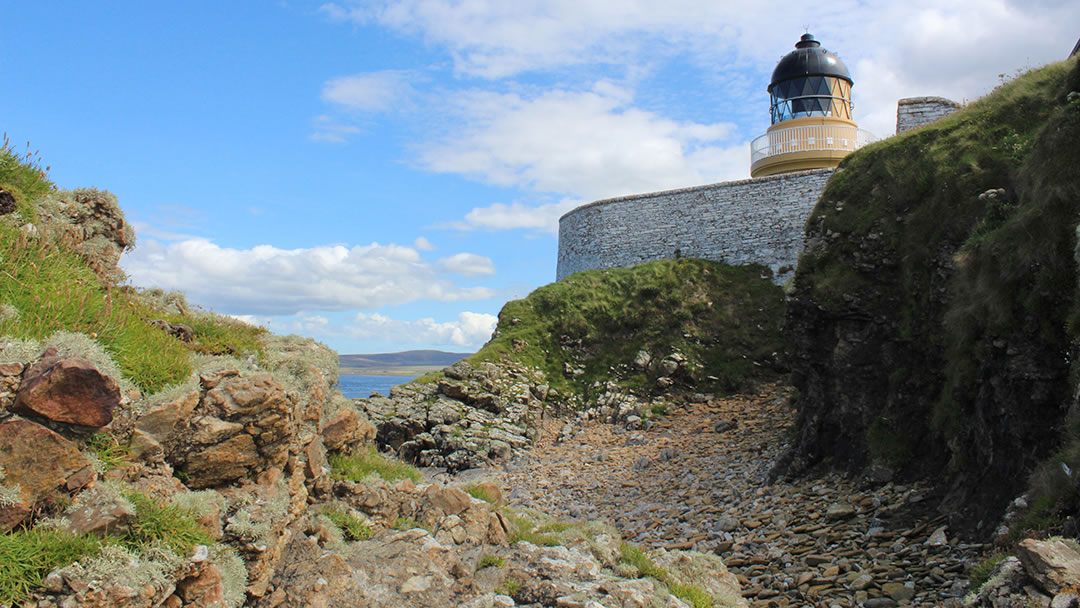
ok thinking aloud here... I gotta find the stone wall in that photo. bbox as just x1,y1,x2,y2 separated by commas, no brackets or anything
556,169,834,283
896,97,961,133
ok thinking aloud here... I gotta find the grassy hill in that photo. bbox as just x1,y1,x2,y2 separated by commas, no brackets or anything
458,258,788,401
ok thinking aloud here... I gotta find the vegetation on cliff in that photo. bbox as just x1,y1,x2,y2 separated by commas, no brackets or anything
464,258,787,401
787,56,1080,536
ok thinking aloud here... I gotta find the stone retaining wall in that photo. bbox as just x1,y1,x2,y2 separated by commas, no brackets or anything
896,97,961,133
556,169,834,284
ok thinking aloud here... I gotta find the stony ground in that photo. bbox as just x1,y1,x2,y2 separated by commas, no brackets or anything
492,384,988,607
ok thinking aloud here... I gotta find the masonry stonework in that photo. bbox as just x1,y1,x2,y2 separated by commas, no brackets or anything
556,169,834,284
896,97,961,133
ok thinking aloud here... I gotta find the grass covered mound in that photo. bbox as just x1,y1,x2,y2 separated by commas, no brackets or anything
787,56,1080,534
467,258,787,400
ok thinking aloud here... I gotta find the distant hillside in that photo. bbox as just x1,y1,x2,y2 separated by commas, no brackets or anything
338,350,471,375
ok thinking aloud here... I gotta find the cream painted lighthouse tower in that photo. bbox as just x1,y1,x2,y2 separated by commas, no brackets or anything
750,33,874,177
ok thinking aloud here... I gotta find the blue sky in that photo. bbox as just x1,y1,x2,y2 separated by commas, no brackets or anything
3,1,1077,354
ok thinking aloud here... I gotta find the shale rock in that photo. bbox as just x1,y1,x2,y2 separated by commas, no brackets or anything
0,418,94,530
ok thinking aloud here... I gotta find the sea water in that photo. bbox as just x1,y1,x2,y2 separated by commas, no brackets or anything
338,374,416,399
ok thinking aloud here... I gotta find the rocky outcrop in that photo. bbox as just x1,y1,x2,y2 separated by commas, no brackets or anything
356,359,541,472
34,188,135,281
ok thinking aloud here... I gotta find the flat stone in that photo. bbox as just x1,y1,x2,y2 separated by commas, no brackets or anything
881,582,914,601
826,503,856,520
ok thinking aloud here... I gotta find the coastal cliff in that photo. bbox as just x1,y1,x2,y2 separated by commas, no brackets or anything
780,57,1080,538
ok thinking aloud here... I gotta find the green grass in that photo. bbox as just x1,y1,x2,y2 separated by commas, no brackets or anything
477,554,505,569
161,310,266,358
467,258,787,401
496,579,522,599
86,432,130,471
0,491,212,605
0,527,103,604
463,484,499,505
328,446,423,484
0,224,192,393
322,509,373,541
502,510,561,546
617,543,715,608
392,517,430,532
0,134,53,222
122,492,213,554
968,553,1008,591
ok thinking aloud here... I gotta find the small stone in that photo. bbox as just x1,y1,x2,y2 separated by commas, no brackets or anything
1052,592,1080,608
851,573,875,590
926,525,948,546
882,582,914,602
43,571,65,592
826,503,856,520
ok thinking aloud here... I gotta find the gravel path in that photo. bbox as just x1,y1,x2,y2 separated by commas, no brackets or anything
499,384,985,607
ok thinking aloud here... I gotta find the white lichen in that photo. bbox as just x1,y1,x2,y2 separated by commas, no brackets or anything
212,544,249,608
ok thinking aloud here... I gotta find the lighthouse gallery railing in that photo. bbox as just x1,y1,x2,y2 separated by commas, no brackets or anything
750,125,876,166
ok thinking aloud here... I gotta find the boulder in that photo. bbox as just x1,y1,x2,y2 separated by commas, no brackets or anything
0,419,94,530
1018,538,1080,594
13,350,120,427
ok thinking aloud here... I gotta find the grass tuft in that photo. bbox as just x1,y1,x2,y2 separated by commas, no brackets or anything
322,508,373,541
617,543,715,608
328,445,423,484
477,554,505,569
86,432,130,471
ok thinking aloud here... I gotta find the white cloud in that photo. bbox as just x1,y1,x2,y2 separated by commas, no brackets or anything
438,252,496,276
346,311,498,348
447,198,581,235
121,237,495,315
420,82,745,203
310,114,365,143
321,71,413,111
413,236,436,251
325,0,1078,84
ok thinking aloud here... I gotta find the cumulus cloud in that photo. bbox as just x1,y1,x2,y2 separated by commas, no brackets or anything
413,236,436,251
324,0,1078,82
437,253,496,276
420,82,744,203
321,70,414,111
320,0,1079,230
346,311,498,347
120,238,494,315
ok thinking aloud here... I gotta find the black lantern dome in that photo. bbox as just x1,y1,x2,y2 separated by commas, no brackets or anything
767,34,854,124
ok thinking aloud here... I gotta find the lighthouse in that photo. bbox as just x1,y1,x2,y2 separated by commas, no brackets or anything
750,33,874,177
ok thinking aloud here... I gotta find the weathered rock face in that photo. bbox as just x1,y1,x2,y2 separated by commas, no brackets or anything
780,59,1080,536
0,418,95,530
35,188,135,281
14,349,120,427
